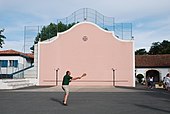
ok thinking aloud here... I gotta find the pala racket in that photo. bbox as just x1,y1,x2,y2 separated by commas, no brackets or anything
81,73,87,78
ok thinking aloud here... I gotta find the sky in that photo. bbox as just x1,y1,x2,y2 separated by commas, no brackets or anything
0,0,170,52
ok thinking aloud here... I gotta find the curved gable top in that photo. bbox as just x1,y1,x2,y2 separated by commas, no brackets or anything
40,22,133,44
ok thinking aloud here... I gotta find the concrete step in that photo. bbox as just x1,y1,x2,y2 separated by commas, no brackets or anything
2,79,29,83
0,79,34,89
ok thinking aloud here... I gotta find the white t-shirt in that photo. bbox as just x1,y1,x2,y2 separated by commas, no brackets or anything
149,77,153,82
164,77,170,87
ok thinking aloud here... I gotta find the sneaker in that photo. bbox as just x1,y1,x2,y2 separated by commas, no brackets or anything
63,102,68,106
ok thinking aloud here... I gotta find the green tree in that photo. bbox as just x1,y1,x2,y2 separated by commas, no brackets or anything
0,29,6,48
135,48,147,55
136,40,170,55
160,40,170,54
34,23,58,44
148,40,170,55
31,22,77,51
34,22,76,43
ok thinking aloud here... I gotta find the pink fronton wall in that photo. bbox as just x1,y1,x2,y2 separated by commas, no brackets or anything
38,22,135,87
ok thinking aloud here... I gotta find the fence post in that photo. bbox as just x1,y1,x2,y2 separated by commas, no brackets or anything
95,10,97,24
112,68,115,86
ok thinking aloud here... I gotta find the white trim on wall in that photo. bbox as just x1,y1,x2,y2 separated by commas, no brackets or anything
37,42,40,85
132,40,135,87
39,22,133,45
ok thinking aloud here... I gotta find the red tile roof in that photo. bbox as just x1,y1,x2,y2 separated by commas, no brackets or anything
0,49,21,55
0,49,34,59
135,54,170,68
24,53,34,59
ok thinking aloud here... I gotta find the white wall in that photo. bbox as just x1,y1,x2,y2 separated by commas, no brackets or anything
136,68,170,81
34,44,39,85
0,56,32,74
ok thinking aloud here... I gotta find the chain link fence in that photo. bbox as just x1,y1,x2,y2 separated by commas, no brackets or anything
24,8,133,53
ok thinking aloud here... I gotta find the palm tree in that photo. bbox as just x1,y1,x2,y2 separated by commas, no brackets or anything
0,29,6,48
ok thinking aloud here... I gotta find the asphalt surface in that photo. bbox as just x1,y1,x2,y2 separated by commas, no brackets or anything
0,86,170,114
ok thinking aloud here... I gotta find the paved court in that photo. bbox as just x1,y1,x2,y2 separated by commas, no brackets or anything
0,86,170,114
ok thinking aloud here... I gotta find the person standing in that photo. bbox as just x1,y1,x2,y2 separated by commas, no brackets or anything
62,71,86,106
163,73,170,91
148,76,154,89
150,76,154,89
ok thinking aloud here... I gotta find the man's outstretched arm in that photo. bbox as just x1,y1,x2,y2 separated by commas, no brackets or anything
71,73,86,80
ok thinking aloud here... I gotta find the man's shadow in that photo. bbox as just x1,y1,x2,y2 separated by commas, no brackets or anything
50,98,63,105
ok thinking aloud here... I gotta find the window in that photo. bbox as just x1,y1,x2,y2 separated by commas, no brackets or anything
14,60,18,67
9,60,14,67
0,60,8,67
9,60,18,67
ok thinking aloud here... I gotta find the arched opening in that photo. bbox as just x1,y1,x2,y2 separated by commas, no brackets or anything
136,74,144,83
146,70,160,82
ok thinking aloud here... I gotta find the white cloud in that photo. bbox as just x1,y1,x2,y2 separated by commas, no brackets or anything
134,22,170,51
0,0,170,51
1,0,170,20
133,14,170,51
1,40,24,52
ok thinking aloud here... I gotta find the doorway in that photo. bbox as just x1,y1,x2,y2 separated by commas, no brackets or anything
146,70,160,82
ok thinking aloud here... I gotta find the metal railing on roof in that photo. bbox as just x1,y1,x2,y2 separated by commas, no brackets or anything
23,8,133,53
57,8,133,40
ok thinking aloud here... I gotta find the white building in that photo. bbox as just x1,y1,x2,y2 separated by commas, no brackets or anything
135,54,170,83
0,49,34,79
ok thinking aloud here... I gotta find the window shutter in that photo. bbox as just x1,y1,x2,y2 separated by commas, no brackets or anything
14,60,18,67
1,60,8,67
